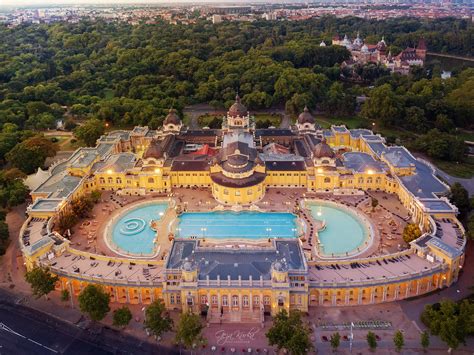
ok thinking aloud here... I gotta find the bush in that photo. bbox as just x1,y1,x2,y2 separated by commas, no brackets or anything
402,223,422,244
61,289,70,302
113,306,132,328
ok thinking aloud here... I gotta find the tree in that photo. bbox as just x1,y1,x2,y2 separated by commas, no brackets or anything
466,213,474,239
266,309,312,355
0,221,9,255
25,267,59,299
420,331,430,352
420,299,474,349
371,197,379,211
361,84,402,127
74,118,105,147
393,330,404,352
403,223,422,244
61,289,70,302
78,285,110,321
449,182,470,218
367,331,377,352
144,299,173,338
6,135,57,174
175,312,205,350
113,306,132,328
330,332,341,352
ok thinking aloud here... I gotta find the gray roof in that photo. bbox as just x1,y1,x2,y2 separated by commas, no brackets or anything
166,240,306,281
427,238,463,258
399,160,448,198
349,129,373,138
29,198,63,212
419,198,456,213
342,152,388,173
96,153,136,173
34,174,82,199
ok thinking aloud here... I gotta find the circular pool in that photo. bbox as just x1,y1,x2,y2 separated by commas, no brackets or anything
109,202,168,256
308,201,372,258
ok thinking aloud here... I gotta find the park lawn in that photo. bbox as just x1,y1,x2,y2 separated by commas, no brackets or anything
50,135,85,151
456,129,474,143
314,115,367,129
433,156,474,179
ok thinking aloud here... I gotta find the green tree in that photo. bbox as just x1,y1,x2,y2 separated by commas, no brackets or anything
367,331,377,352
0,221,10,255
420,331,430,352
371,197,379,211
466,213,474,239
403,223,422,244
6,135,57,174
393,330,404,352
74,118,105,147
421,299,474,349
266,309,312,355
113,306,132,328
61,289,70,302
361,84,402,127
78,285,110,321
330,332,341,352
175,312,205,350
449,182,470,217
25,267,59,299
144,299,173,338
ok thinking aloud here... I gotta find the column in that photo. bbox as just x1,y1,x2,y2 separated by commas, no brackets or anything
416,280,421,295
345,293,350,305
319,293,324,305
217,293,221,310
405,285,410,298
358,291,362,305
370,288,375,304
250,291,253,311
382,287,387,302
394,285,400,300
126,288,130,303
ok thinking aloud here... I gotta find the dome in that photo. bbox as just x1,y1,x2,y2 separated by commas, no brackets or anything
227,154,248,167
273,260,287,272
319,41,326,47
313,138,335,159
164,108,181,125
297,106,315,124
228,95,248,118
353,32,363,47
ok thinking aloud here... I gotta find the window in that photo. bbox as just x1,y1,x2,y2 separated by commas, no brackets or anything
201,295,207,304
108,177,113,184
263,296,270,305
232,295,239,307
211,295,218,305
235,190,241,196
176,294,181,304
99,178,105,184
367,177,373,184
148,177,154,184
223,189,229,195
222,296,228,306
116,178,122,184
170,294,175,304
298,296,302,305
376,177,381,184
324,177,330,183
247,189,253,195
358,177,364,184
253,296,260,306
243,295,249,307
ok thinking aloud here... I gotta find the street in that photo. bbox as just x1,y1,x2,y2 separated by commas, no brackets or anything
0,300,178,355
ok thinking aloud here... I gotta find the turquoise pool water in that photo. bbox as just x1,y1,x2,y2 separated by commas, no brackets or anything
111,203,168,255
308,203,368,256
177,211,297,239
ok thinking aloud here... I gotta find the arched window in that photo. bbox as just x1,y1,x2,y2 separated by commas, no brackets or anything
324,177,331,183
322,159,330,165
148,177,154,184
376,177,381,184
367,177,373,184
253,295,260,306
243,295,249,307
107,177,113,184
222,295,228,306
99,178,105,184
358,177,364,184
116,178,122,184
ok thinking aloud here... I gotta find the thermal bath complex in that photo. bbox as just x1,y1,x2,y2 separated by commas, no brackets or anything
21,97,465,321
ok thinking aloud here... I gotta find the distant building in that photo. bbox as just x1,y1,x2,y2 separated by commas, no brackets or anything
206,6,251,15
335,33,427,75
212,14,223,24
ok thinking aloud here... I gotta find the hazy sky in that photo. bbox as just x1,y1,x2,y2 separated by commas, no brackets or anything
1,0,252,5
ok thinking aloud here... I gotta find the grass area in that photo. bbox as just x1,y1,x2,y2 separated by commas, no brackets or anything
456,129,474,143
49,135,85,151
433,156,474,179
314,115,367,129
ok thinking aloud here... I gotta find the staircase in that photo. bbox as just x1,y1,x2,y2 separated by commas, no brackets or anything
207,309,263,324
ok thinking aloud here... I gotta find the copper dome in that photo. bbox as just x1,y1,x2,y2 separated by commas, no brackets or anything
163,108,181,125
297,106,315,124
228,95,248,118
313,138,335,159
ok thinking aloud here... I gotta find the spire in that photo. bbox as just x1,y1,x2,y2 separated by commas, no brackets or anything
235,93,241,103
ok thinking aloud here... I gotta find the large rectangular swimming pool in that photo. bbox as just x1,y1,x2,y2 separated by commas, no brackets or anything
177,211,298,240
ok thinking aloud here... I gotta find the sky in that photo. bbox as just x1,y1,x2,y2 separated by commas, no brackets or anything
1,0,262,6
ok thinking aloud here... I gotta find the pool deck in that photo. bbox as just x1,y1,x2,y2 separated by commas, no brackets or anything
61,188,409,263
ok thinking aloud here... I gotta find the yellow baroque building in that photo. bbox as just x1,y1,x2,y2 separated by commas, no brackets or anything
20,97,466,322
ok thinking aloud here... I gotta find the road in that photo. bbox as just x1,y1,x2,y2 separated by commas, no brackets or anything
0,299,178,355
